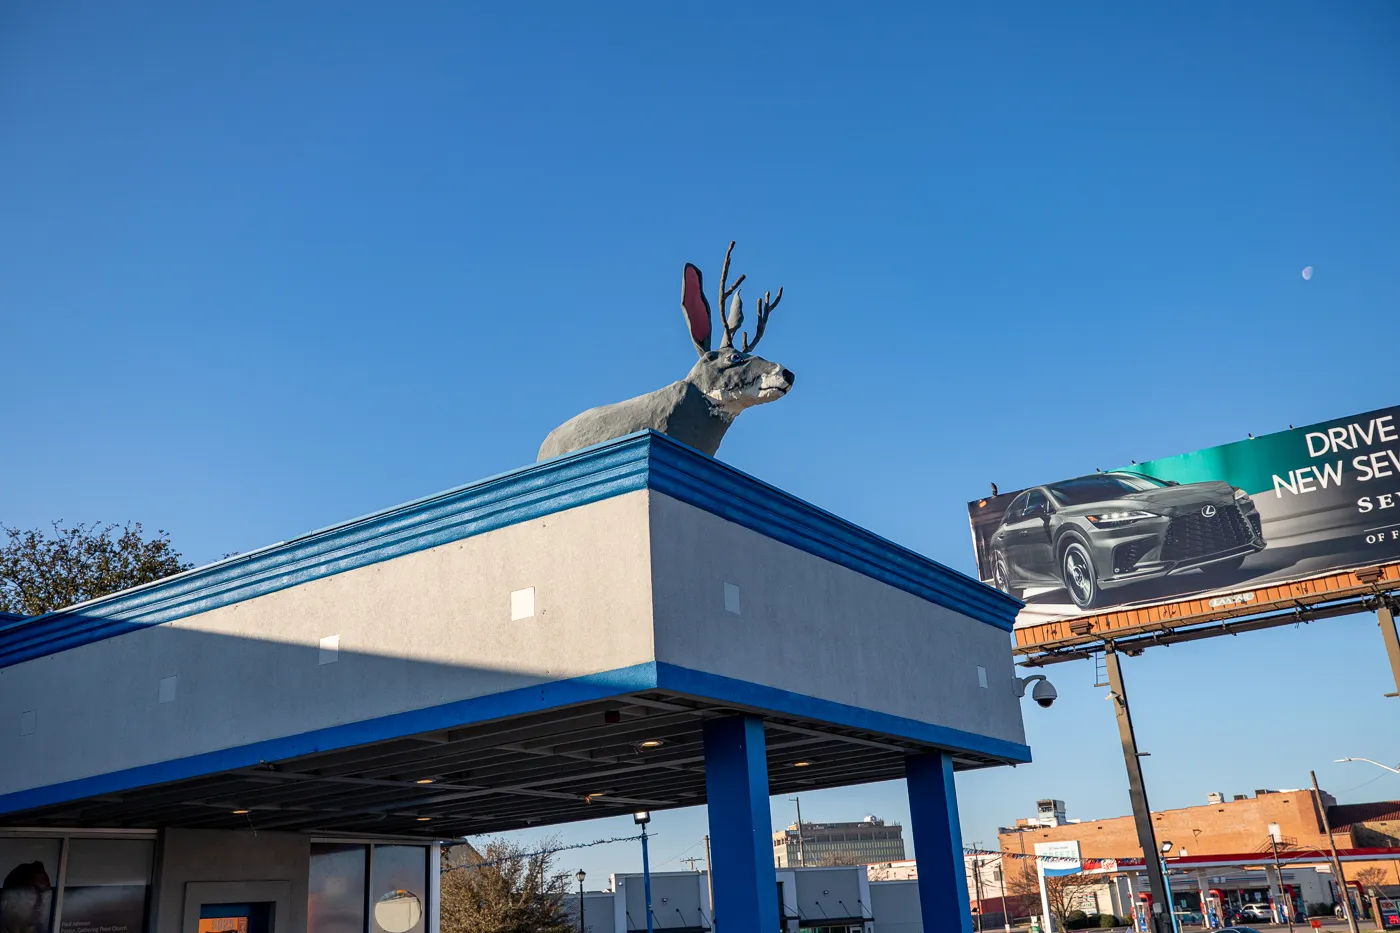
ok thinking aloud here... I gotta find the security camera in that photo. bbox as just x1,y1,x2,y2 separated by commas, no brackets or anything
1014,674,1057,709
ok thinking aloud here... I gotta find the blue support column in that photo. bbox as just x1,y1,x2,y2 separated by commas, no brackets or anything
906,752,972,933
704,714,779,933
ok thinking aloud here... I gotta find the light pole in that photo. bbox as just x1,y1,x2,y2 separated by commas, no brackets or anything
1335,757,1400,774
1268,830,1295,933
1159,841,1181,933
635,811,655,933
577,870,586,933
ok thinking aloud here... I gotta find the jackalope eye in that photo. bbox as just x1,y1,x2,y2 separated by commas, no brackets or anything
729,353,745,363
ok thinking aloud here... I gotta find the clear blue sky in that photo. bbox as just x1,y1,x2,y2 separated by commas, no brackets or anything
3,2,1399,883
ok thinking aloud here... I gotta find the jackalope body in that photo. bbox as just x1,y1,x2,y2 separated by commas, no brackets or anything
539,242,794,461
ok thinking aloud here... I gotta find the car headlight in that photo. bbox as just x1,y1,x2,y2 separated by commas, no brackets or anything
1233,487,1250,501
1085,510,1158,527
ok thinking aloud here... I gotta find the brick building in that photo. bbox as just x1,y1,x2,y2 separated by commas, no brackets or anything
999,789,1400,897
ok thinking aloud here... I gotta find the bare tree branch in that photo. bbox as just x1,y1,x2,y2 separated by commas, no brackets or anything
441,837,576,933
1004,861,1102,930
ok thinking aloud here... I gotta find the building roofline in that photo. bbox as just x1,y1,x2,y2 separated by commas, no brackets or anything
1,431,1018,669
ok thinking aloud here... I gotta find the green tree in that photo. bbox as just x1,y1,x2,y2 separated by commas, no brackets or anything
0,521,191,616
440,838,576,933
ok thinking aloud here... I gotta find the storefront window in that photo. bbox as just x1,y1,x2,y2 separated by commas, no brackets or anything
310,845,367,933
369,847,427,933
58,839,154,933
1,838,61,933
307,843,429,933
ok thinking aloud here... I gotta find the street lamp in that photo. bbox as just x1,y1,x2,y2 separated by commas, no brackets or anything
1160,841,1181,933
576,870,586,933
1335,757,1400,774
634,811,655,933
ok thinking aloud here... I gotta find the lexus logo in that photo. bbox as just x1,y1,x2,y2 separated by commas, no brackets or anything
1201,505,1217,518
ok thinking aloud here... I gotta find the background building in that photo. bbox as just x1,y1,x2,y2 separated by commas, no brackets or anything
1000,788,1400,875
774,816,906,867
998,790,1400,921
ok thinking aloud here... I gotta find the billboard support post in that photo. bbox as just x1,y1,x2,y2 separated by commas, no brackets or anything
1104,645,1171,933
1377,601,1400,698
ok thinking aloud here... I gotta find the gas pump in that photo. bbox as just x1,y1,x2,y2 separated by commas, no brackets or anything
1283,885,1297,923
1205,890,1225,930
1135,892,1153,933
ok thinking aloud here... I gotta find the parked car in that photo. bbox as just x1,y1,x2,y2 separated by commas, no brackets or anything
1238,904,1273,922
988,471,1265,609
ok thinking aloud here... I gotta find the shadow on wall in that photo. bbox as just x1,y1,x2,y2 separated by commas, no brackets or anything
0,620,919,844
0,618,658,834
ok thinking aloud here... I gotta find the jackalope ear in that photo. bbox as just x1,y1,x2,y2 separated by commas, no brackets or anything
680,262,712,356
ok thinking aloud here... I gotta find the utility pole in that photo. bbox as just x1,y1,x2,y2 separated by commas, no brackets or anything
1269,833,1296,933
790,795,807,867
1103,645,1172,933
1312,770,1361,933
704,834,715,929
972,852,985,933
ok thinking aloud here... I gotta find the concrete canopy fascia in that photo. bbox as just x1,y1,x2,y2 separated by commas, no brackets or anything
0,660,1030,822
0,432,1018,669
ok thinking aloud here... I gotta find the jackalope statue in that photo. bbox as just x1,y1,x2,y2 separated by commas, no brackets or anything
538,242,795,460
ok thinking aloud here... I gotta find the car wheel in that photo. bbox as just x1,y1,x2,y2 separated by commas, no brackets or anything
993,551,1022,601
1059,538,1101,610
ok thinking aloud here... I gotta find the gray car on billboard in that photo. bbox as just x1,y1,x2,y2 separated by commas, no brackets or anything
988,471,1265,609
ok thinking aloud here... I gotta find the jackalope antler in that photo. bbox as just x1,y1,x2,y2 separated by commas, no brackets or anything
716,241,784,353
537,240,796,461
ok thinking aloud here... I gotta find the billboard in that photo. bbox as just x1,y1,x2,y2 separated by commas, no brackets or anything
969,403,1400,628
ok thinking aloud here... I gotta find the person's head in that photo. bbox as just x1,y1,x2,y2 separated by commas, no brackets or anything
1,862,54,933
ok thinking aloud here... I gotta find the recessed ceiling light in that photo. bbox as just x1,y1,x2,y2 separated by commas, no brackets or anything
639,739,664,749
417,816,431,821
232,809,250,814
791,761,813,768
415,778,435,784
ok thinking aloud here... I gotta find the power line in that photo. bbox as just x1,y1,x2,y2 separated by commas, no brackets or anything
442,832,651,873
659,837,706,867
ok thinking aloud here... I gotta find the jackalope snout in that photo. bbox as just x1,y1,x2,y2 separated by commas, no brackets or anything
538,241,794,460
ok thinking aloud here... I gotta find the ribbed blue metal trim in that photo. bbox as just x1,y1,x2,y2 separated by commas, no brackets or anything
0,432,1018,668
0,436,653,668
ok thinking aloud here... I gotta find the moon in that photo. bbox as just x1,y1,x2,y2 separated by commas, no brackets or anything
1301,266,1314,281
